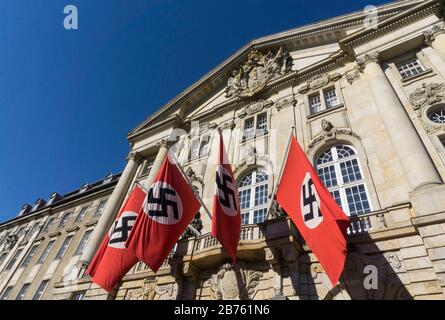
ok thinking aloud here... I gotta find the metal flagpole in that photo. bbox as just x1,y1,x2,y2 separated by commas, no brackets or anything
169,153,213,221
135,173,202,237
264,126,296,221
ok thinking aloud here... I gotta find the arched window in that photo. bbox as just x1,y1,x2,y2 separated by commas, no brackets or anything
316,145,371,216
238,168,269,224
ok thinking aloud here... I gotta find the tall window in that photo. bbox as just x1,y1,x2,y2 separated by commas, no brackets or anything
0,252,7,266
75,207,88,223
309,93,323,114
316,145,371,216
32,280,49,300
42,217,55,233
189,135,211,161
58,211,71,229
238,168,269,225
5,248,23,271
37,240,55,264
16,283,30,300
0,286,13,300
243,114,268,141
20,244,39,268
324,88,340,109
71,291,86,300
396,59,424,80
54,236,73,260
309,87,342,115
74,230,93,256
94,200,107,217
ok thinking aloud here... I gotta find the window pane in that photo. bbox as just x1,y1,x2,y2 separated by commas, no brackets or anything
239,173,253,187
317,149,334,165
324,88,339,108
16,283,30,300
241,212,250,225
317,165,338,188
33,280,49,300
72,291,86,300
5,248,23,271
239,189,251,210
336,145,356,159
256,113,267,134
55,236,73,260
20,245,39,268
37,240,55,264
254,184,268,206
0,286,13,300
330,190,342,208
58,212,71,229
309,93,322,114
75,207,88,223
42,217,55,233
253,208,267,224
94,201,107,217
340,159,362,184
396,59,424,79
345,185,371,215
199,136,210,157
74,230,93,256
244,118,254,139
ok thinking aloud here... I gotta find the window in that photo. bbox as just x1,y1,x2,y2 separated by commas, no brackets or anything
58,211,71,229
316,145,371,216
54,235,73,260
20,244,39,268
5,248,23,271
0,286,13,300
16,283,30,300
75,207,88,223
74,230,93,256
243,114,268,140
71,291,86,300
238,168,269,225
32,280,49,300
94,200,107,217
309,87,342,115
429,108,445,124
140,159,154,177
324,88,340,109
37,240,55,264
396,59,424,79
189,135,211,161
27,223,40,238
0,252,7,265
16,226,26,238
309,93,322,114
42,217,55,233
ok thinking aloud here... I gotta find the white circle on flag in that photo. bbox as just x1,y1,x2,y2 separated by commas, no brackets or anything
108,211,138,249
300,172,323,229
144,181,183,225
216,165,238,216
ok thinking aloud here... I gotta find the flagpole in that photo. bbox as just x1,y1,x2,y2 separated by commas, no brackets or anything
169,153,213,221
264,126,296,221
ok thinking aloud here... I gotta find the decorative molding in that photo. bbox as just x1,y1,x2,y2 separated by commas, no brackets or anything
239,99,274,118
225,47,293,98
298,72,342,94
424,25,445,45
345,66,361,84
308,119,361,149
409,82,445,110
356,52,380,71
275,96,297,111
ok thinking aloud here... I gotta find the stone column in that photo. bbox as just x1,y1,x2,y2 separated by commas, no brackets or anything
357,52,442,192
80,152,142,265
424,26,445,58
142,139,171,189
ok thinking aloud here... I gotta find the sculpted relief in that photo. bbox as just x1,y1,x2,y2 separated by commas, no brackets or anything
410,82,445,111
226,47,293,98
207,263,263,300
125,278,178,300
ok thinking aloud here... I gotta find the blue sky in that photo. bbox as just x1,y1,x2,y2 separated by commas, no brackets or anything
0,0,390,221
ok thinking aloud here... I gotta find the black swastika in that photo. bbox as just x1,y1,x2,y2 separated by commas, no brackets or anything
147,187,179,220
108,215,137,245
302,178,322,222
216,171,238,211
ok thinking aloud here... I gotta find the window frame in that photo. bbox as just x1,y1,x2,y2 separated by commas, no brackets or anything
0,286,13,300
306,84,343,116
74,229,93,256
315,145,372,216
32,280,50,300
54,235,74,260
57,211,72,229
75,206,89,223
19,244,39,269
238,168,270,225
4,248,23,271
94,200,108,217
37,239,56,264
242,113,269,142
16,283,30,300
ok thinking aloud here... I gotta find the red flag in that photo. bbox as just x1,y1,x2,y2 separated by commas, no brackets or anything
275,136,350,286
126,155,200,272
212,132,241,262
86,185,146,292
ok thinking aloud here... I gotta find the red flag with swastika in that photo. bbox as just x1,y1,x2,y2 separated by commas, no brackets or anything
275,136,350,286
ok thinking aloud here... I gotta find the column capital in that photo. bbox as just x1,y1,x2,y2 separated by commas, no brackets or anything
155,138,177,149
424,25,445,46
356,52,380,71
126,151,142,162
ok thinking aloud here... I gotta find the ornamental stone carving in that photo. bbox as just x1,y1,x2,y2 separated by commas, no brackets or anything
409,82,445,110
208,263,263,300
298,72,341,94
125,278,178,300
239,100,273,118
308,120,360,149
356,52,380,71
5,234,18,250
225,47,293,98
424,25,445,45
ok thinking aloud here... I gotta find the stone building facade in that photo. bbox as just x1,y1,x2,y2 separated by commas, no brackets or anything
2,0,445,300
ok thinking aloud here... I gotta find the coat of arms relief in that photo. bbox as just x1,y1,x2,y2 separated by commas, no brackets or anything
225,47,293,98
125,278,178,300
206,263,263,300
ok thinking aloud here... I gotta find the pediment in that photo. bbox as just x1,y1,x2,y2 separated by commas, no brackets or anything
128,0,432,141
